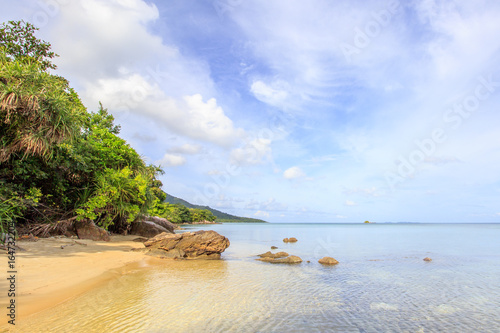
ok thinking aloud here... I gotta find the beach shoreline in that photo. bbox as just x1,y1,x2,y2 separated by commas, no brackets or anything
1,235,154,323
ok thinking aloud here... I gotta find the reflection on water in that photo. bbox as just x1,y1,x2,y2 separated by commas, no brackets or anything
14,223,500,332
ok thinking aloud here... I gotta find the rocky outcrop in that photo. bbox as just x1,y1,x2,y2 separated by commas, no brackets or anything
130,216,180,238
318,257,339,265
143,230,230,259
130,216,179,238
423,257,432,262
146,216,180,231
74,220,110,241
258,255,303,264
130,221,172,238
257,251,289,259
283,237,298,243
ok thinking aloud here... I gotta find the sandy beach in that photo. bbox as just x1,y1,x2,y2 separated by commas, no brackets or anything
1,235,153,321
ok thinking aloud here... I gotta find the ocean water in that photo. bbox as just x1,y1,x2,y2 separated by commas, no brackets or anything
16,223,500,332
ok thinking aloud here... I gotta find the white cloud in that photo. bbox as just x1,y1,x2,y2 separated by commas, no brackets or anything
41,0,241,147
254,210,270,218
283,166,305,179
87,79,244,146
157,154,186,167
250,79,290,109
168,144,201,155
246,198,288,211
335,215,347,219
230,138,272,165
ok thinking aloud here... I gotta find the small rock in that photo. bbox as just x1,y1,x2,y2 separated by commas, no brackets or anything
257,255,302,264
257,251,289,259
318,257,339,265
271,246,278,249
283,237,297,243
423,257,432,262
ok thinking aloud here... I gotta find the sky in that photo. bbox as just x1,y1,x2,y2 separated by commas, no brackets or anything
2,0,500,223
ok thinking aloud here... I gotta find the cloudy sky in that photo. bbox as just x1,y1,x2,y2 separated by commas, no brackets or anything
2,0,500,222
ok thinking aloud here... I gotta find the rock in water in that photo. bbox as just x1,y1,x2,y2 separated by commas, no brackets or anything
318,257,339,265
271,246,278,249
423,257,432,262
74,220,110,241
257,251,289,259
257,255,302,264
144,230,230,259
283,237,298,243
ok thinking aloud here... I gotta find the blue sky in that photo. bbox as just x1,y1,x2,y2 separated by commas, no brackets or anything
2,0,500,222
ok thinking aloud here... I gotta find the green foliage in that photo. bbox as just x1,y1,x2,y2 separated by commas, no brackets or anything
190,208,216,223
76,167,152,230
0,48,86,162
0,20,57,70
150,197,216,224
0,21,165,231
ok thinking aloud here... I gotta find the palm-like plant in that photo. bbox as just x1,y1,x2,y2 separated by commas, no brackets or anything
0,49,86,162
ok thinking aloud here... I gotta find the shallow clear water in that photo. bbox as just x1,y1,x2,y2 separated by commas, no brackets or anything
16,223,500,332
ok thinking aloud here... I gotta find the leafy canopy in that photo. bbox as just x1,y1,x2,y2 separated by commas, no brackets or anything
0,20,57,70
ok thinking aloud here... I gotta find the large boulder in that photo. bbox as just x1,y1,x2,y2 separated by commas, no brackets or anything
74,220,110,241
318,257,339,265
130,216,179,238
144,230,230,259
146,216,179,232
130,221,173,238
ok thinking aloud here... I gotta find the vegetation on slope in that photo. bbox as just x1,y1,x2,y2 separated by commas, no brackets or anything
165,194,266,223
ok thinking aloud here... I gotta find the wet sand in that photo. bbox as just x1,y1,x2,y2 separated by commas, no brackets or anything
0,235,153,320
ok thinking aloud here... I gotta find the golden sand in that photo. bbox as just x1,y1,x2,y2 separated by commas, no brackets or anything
0,235,153,320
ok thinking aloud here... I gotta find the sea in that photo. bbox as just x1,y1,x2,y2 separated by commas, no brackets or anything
16,223,500,332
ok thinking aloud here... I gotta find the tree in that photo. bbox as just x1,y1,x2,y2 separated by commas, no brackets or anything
76,167,152,230
0,21,164,233
190,208,216,222
0,20,57,70
0,49,85,163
